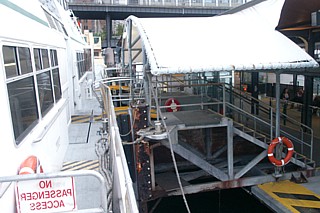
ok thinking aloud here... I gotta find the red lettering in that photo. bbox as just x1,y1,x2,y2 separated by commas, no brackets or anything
32,192,38,200
20,193,26,201
53,200,60,208
29,200,67,211
47,200,53,209
56,189,61,197
39,180,52,189
50,190,56,198
59,199,65,208
66,189,72,196
44,190,50,199
30,202,35,211
36,201,41,210
25,192,31,201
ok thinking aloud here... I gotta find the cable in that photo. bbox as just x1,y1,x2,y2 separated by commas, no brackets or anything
148,74,191,213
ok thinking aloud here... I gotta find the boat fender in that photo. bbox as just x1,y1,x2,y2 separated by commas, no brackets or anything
165,98,181,112
267,137,294,166
19,155,43,175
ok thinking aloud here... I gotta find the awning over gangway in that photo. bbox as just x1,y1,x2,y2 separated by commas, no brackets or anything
123,0,319,75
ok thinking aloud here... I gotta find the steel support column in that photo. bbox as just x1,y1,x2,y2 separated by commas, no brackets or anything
105,14,112,48
227,118,234,179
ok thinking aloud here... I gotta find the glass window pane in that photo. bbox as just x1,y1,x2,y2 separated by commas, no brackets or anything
53,18,63,33
52,68,62,101
3,46,18,78
34,48,41,70
44,10,57,30
41,49,50,69
7,77,38,143
50,49,58,66
37,71,54,116
84,49,92,72
18,47,32,74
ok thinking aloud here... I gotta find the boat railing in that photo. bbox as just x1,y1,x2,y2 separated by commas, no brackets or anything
99,77,139,213
149,79,313,163
0,170,108,213
223,84,314,160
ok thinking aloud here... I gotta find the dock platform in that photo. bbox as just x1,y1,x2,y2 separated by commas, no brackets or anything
252,174,320,213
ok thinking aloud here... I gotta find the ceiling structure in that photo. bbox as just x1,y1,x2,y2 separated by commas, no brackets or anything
123,0,319,76
277,0,320,31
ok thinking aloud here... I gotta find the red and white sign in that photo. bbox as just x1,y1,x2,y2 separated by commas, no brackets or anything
16,177,77,213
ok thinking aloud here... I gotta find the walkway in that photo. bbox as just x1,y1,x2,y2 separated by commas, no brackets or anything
63,96,103,210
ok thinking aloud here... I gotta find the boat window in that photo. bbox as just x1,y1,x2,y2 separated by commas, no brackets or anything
84,49,92,74
37,71,54,116
3,46,18,78
3,46,32,77
50,49,62,102
44,10,57,30
41,49,50,69
7,77,39,144
52,68,62,101
2,45,62,144
34,48,42,70
77,52,84,79
77,50,92,80
53,17,63,34
18,47,32,75
50,49,58,66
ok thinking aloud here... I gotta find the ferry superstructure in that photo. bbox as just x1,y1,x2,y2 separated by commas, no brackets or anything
0,0,93,211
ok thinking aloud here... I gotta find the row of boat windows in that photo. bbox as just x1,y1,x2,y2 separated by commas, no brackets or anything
43,9,68,37
3,45,62,145
77,50,92,80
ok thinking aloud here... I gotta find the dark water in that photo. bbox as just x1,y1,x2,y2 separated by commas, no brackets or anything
150,188,273,213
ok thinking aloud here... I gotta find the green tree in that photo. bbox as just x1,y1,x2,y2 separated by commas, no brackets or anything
115,24,124,36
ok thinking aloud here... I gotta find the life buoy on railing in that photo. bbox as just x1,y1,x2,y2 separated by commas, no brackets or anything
165,98,181,112
18,155,43,175
267,137,294,167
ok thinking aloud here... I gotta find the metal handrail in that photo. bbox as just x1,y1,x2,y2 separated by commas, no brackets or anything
0,170,107,213
99,80,139,213
224,85,314,143
225,85,314,137
151,79,314,162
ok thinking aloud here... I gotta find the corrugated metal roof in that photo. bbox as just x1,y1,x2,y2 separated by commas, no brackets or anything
125,0,319,75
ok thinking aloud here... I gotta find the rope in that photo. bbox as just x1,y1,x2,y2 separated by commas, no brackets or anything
95,137,113,212
148,74,191,213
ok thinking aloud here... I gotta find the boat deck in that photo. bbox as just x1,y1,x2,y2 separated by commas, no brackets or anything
62,97,103,210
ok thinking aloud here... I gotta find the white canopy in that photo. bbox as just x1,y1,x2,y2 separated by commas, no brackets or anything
123,0,319,75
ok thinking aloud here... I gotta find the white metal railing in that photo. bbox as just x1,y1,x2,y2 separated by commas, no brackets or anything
0,170,107,213
150,78,314,163
99,78,139,213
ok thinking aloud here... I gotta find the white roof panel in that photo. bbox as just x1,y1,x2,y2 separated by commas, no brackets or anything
125,0,319,75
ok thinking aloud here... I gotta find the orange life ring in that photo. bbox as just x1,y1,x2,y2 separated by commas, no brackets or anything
19,155,43,175
165,98,181,112
267,137,294,166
